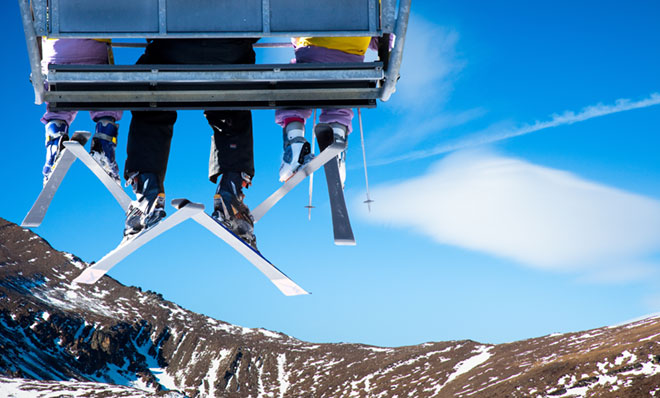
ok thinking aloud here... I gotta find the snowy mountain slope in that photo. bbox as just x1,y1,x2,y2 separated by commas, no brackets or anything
1,216,660,397
0,377,185,398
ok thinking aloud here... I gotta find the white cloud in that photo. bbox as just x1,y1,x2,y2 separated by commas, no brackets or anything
357,150,660,280
360,16,470,158
374,93,660,166
389,14,465,110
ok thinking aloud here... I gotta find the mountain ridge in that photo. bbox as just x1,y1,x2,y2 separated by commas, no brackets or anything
1,216,659,397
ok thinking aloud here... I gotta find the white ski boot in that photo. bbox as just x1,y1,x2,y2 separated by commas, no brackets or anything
279,121,314,182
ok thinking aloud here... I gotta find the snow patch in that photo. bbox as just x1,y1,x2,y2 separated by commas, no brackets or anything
63,253,87,270
204,350,230,398
362,346,395,353
615,351,636,366
277,353,291,398
432,345,493,394
259,329,282,339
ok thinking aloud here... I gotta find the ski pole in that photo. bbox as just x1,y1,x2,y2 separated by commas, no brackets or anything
358,109,374,212
305,109,317,220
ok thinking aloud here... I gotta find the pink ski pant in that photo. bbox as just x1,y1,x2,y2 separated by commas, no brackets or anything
41,39,123,125
274,45,365,134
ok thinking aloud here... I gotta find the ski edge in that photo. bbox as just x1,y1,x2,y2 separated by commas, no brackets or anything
71,200,205,285
21,148,77,227
190,209,309,296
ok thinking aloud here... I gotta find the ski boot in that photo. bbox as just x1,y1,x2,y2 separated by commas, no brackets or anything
279,120,314,182
212,171,257,249
123,172,166,240
90,117,120,182
42,120,69,185
315,122,348,188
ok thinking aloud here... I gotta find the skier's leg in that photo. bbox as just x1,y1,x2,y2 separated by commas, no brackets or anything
41,118,71,185
123,110,176,237
40,39,120,183
319,107,352,185
206,110,257,248
301,47,359,189
40,100,77,186
315,117,349,188
318,108,354,134
275,110,315,182
206,110,254,183
125,110,176,190
89,115,122,182
123,172,166,239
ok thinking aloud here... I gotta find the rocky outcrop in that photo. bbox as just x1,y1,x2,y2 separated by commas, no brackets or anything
1,217,660,397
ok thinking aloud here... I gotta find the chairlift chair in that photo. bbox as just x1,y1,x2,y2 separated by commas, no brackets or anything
19,0,410,111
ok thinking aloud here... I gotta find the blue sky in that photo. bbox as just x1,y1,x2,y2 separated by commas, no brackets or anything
3,1,660,347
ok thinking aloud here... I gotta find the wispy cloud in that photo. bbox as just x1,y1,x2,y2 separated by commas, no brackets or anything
360,15,470,158
357,150,660,281
391,16,465,110
368,108,486,158
372,93,660,166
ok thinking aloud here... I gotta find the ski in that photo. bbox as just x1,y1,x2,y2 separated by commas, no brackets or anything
173,199,308,296
315,126,356,246
22,131,91,227
72,200,204,285
63,141,131,211
251,139,346,222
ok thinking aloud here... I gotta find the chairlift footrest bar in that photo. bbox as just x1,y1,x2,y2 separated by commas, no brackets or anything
45,63,384,111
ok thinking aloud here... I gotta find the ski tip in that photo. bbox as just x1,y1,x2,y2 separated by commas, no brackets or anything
334,239,356,246
171,198,192,209
71,269,104,285
72,130,92,137
171,198,205,210
71,130,92,143
272,277,311,296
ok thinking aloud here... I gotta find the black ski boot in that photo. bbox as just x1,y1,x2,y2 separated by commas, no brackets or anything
123,172,166,240
212,171,257,249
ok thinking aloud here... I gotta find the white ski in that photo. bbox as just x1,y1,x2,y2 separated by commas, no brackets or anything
252,139,346,222
21,132,131,228
22,132,91,227
63,141,131,211
181,199,308,296
72,201,204,285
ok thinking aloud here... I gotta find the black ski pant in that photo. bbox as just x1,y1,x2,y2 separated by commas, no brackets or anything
124,39,257,191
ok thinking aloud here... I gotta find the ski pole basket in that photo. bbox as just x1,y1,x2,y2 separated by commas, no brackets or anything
19,0,410,110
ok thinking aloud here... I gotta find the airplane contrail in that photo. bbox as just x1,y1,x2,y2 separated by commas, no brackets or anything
372,92,660,166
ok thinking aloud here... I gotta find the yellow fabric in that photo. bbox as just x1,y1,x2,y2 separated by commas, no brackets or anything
296,36,371,56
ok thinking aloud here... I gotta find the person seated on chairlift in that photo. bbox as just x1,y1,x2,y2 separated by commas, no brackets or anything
275,35,392,187
40,38,122,185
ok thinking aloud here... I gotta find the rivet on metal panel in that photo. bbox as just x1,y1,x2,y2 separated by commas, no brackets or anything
150,69,159,86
